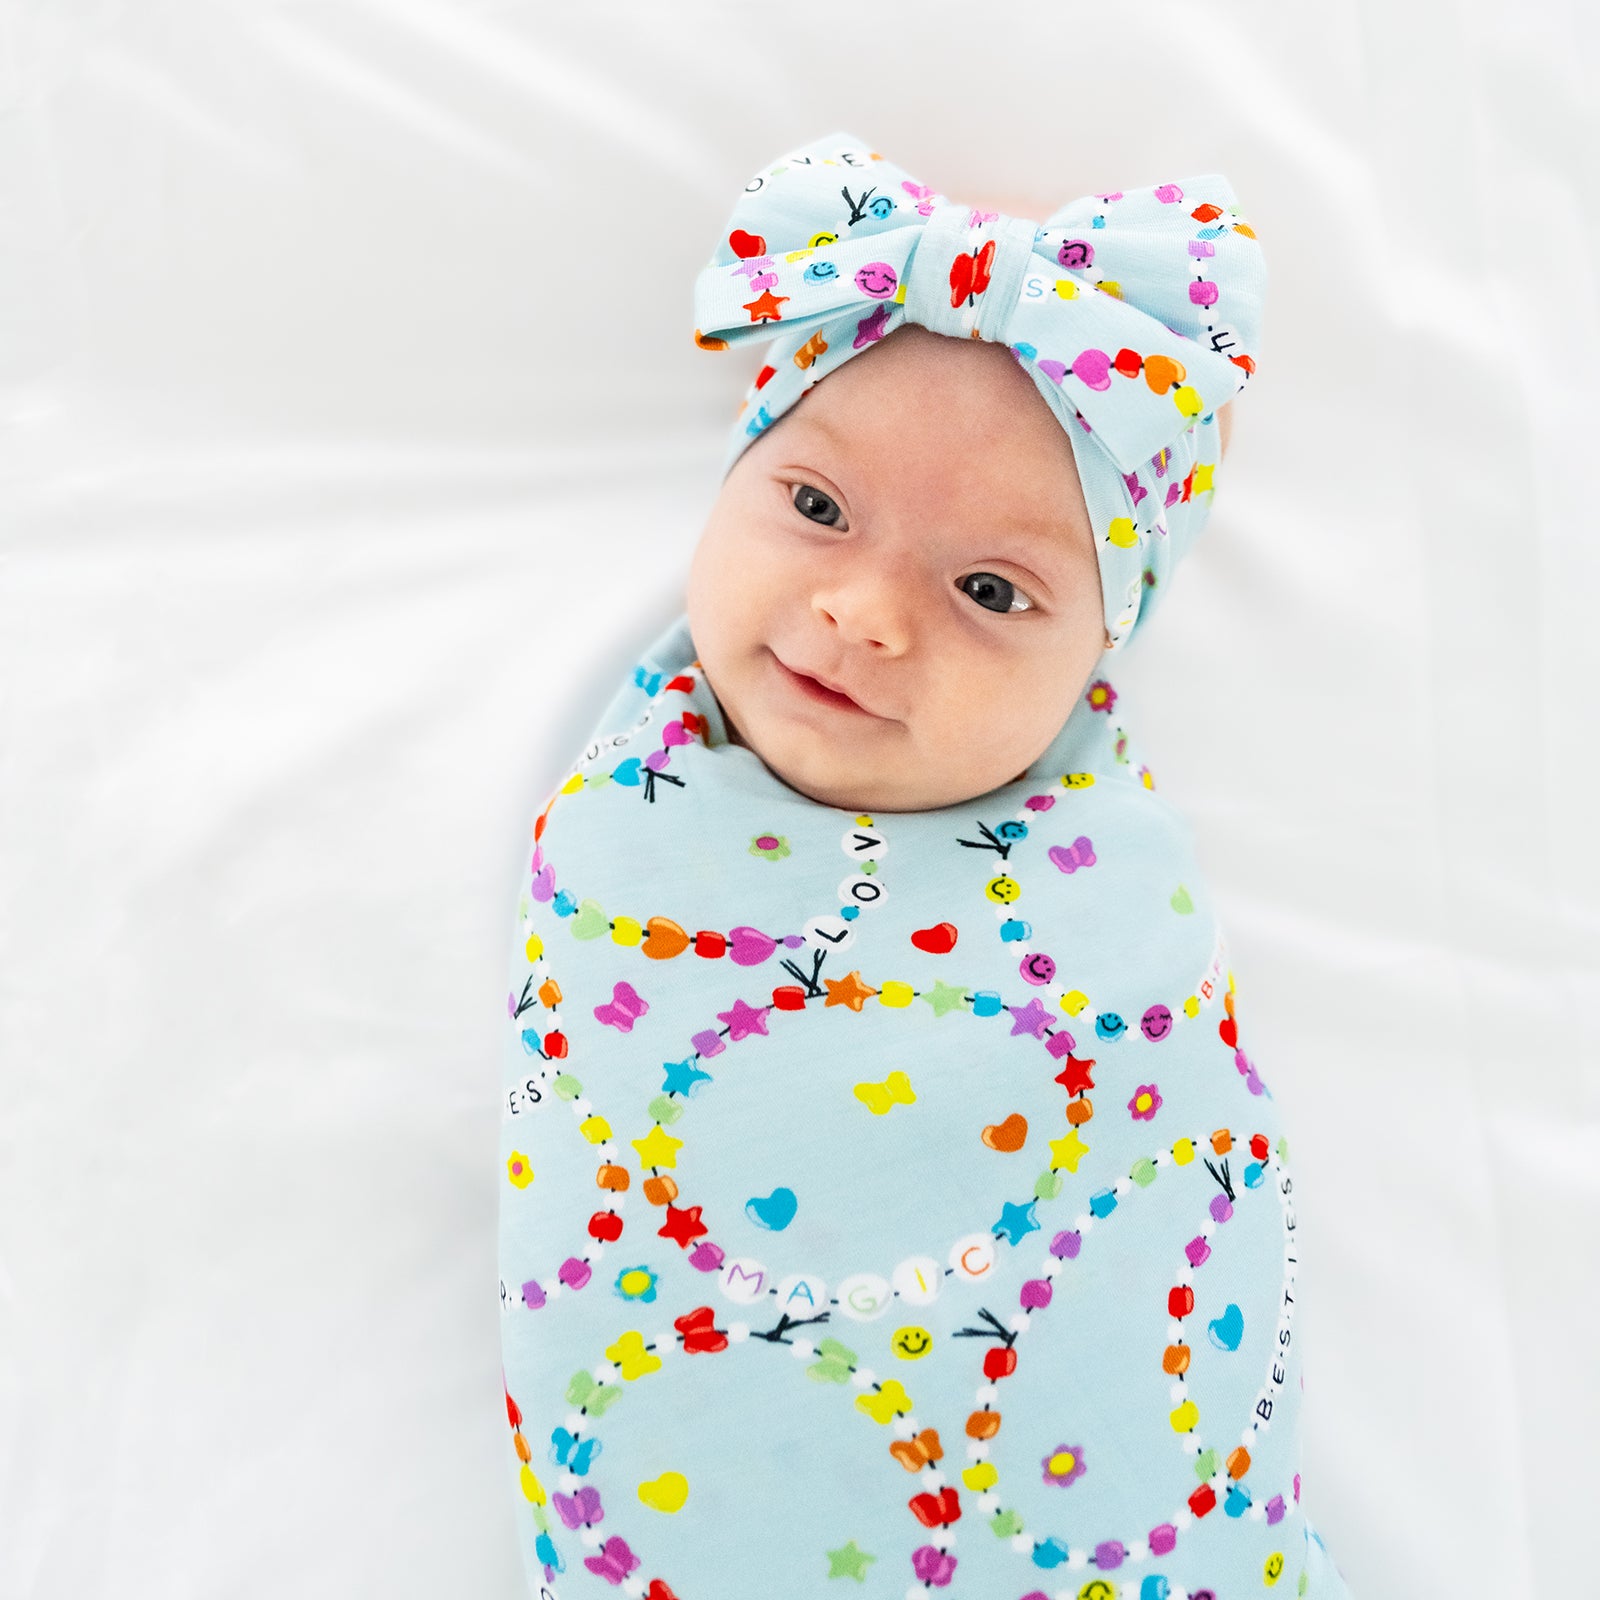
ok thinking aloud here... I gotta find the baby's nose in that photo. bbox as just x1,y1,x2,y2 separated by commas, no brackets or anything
815,568,913,653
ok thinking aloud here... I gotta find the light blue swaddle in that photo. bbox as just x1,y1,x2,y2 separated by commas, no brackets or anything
497,133,1354,1600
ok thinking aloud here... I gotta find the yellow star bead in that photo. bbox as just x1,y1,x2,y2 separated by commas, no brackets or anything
632,1124,684,1170
1193,460,1215,494
1049,1129,1091,1173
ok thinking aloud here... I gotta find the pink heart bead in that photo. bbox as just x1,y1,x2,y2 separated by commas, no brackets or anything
1071,348,1112,391
727,924,777,966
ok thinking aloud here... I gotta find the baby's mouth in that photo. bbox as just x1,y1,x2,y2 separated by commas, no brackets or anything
771,653,876,717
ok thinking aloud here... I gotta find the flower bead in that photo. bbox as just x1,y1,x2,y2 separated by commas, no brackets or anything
1041,1442,1087,1487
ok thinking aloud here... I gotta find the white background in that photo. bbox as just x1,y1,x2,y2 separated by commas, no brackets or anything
4,3,1598,1596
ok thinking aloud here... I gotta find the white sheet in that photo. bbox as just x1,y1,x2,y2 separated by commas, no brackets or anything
5,4,1597,1596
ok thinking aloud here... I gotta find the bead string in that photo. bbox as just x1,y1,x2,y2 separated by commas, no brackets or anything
506,1126,1293,1600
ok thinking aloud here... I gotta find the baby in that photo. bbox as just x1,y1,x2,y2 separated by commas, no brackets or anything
499,132,1353,1600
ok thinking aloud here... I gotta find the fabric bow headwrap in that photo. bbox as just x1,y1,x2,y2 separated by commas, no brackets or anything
692,130,1267,652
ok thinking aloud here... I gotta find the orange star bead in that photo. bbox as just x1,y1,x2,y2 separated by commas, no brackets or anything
823,970,877,1012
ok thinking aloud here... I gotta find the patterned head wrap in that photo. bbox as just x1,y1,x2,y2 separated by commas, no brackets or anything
692,130,1267,652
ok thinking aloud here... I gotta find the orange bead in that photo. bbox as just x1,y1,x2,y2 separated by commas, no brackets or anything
965,1409,1002,1441
595,1164,630,1192
1227,1446,1251,1478
513,1430,531,1464
1065,1097,1094,1126
1210,1129,1233,1154
642,1175,679,1206
1162,1344,1191,1375
538,978,562,1009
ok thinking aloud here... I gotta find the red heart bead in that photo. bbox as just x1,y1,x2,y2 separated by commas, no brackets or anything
728,228,766,259
910,921,958,954
1218,1017,1238,1048
1112,347,1143,378
665,675,694,693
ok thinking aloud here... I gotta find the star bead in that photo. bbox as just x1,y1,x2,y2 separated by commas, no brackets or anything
742,288,789,323
1006,997,1052,1038
717,998,770,1042
823,970,878,1012
1049,1130,1092,1173
825,1540,877,1580
632,1125,684,1171
1054,1055,1097,1097
920,978,971,1019
661,1057,713,1097
995,1198,1041,1245
658,1204,708,1247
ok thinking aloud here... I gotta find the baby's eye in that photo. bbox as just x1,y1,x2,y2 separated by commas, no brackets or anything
791,483,844,527
959,572,1036,615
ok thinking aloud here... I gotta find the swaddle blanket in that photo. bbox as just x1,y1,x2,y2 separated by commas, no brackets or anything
498,613,1354,1600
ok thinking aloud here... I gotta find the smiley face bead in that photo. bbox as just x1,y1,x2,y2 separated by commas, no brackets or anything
985,874,1021,905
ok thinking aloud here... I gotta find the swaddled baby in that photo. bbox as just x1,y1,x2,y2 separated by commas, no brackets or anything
499,133,1354,1600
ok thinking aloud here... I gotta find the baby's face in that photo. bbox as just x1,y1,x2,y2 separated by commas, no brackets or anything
686,324,1109,814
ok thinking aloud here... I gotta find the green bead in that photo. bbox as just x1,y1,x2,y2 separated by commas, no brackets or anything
647,1093,683,1126
1130,1157,1159,1187
552,1073,582,1101
1033,1169,1063,1202
587,1383,626,1418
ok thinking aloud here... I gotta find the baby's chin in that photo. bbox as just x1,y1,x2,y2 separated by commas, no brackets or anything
725,711,1028,814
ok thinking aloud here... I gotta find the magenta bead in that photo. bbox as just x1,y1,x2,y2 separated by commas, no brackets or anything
688,1241,725,1273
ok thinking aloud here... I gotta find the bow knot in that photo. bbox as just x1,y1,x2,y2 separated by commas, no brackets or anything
901,203,1041,343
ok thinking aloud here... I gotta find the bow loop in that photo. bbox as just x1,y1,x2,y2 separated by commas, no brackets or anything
693,132,1264,473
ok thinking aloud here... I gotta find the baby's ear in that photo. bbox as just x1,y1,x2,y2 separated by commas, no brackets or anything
1216,400,1235,460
